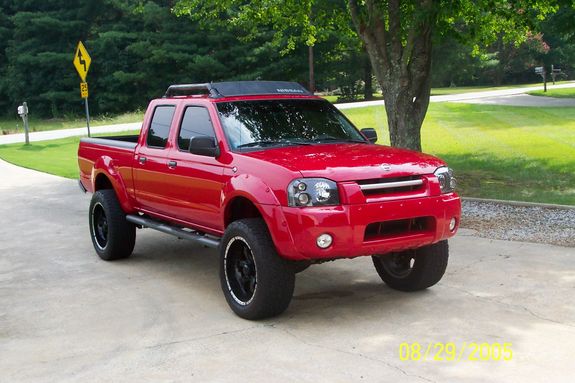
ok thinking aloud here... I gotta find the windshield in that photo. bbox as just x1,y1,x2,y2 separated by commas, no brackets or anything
216,99,367,151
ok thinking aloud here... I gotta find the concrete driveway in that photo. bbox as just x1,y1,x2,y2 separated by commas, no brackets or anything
1,159,574,383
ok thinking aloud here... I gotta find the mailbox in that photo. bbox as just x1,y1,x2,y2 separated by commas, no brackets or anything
18,104,28,117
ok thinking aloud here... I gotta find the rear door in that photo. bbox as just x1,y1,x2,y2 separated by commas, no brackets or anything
133,104,178,215
165,105,225,232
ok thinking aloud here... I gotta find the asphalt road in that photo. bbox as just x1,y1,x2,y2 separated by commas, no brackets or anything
455,93,575,107
1,159,574,383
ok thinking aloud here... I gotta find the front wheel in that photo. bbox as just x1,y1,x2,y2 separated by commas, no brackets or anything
372,240,449,291
220,219,295,320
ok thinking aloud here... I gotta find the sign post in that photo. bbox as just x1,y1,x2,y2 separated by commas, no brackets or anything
73,41,92,137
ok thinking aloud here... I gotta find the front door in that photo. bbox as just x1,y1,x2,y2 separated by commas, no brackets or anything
165,105,225,232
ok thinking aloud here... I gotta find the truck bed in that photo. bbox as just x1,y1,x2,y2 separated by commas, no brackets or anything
80,135,139,149
78,135,140,195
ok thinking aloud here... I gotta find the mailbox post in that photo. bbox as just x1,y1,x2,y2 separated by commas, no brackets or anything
17,102,30,145
534,66,546,92
551,65,562,85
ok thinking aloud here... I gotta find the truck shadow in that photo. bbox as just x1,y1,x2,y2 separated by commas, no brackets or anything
126,232,427,319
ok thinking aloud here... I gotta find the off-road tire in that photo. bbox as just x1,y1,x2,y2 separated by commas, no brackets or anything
290,261,312,274
89,189,136,261
220,218,295,320
372,240,449,291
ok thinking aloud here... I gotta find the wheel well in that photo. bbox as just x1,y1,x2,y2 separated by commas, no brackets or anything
94,174,113,191
225,197,262,227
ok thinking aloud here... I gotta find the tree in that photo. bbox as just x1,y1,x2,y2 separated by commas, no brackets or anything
1,0,104,117
174,0,559,151
0,2,13,114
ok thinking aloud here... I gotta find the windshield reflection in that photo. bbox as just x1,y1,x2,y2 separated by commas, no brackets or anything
216,99,366,150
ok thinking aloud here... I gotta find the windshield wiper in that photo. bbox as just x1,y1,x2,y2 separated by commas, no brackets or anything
237,140,312,149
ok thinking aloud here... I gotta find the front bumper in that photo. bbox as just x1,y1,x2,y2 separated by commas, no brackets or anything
260,193,461,261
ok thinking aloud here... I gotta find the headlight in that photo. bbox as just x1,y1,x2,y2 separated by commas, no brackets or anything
434,167,456,193
288,178,340,207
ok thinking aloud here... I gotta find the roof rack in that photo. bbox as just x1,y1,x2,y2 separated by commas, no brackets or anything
163,81,312,99
163,84,221,98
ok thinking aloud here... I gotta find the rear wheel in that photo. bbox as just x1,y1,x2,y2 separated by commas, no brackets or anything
372,240,449,291
89,190,136,261
220,219,295,320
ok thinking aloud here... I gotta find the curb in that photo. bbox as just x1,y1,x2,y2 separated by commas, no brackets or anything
462,197,575,210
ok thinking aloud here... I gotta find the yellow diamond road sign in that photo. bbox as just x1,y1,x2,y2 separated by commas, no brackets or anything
73,41,91,82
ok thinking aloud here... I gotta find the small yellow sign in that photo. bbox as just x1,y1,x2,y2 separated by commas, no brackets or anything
80,82,89,99
73,41,91,81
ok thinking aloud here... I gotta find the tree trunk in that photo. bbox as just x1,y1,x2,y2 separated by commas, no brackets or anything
363,49,373,100
349,0,435,152
308,45,315,93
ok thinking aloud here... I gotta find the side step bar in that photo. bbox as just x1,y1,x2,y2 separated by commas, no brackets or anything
126,215,221,248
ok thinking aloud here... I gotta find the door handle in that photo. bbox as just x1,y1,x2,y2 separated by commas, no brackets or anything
167,160,177,168
138,156,147,164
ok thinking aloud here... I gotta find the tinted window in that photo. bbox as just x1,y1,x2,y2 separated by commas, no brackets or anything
178,106,215,150
216,99,365,151
147,105,175,148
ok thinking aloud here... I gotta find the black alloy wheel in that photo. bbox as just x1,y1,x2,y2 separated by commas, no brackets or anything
372,240,449,291
378,250,416,279
91,202,109,250
225,237,257,305
219,218,295,320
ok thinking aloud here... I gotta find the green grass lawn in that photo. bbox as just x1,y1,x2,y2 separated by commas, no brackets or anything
0,131,138,179
345,103,575,205
1,103,574,205
0,111,144,135
527,87,575,98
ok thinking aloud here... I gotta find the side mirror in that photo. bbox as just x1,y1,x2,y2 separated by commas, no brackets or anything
189,136,220,157
361,128,378,143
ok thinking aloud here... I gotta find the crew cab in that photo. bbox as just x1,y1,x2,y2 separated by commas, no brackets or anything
78,81,461,319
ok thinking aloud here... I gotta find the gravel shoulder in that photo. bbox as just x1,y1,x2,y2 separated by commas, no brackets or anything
461,200,575,247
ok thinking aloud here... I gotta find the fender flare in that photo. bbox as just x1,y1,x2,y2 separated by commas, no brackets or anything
222,174,282,209
91,156,135,213
222,175,298,258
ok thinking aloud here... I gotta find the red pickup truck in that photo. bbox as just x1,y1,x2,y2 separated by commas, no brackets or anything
78,81,460,319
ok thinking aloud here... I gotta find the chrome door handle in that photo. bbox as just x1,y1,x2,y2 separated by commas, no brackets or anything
138,156,147,164
167,160,177,168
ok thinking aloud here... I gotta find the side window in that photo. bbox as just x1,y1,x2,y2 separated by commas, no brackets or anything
146,105,175,149
178,106,215,151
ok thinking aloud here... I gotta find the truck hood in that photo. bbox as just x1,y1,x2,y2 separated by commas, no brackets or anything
242,143,445,182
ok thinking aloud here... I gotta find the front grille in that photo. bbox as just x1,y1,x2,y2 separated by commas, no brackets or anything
364,217,433,241
357,175,423,196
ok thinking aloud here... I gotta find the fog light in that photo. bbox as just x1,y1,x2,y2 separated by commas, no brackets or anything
316,234,333,249
298,193,310,205
449,217,457,232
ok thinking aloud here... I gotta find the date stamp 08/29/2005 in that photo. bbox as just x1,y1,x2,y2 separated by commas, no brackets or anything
399,342,513,362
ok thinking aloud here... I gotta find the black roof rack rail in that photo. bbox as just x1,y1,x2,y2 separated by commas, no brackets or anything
163,81,312,99
163,84,221,98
